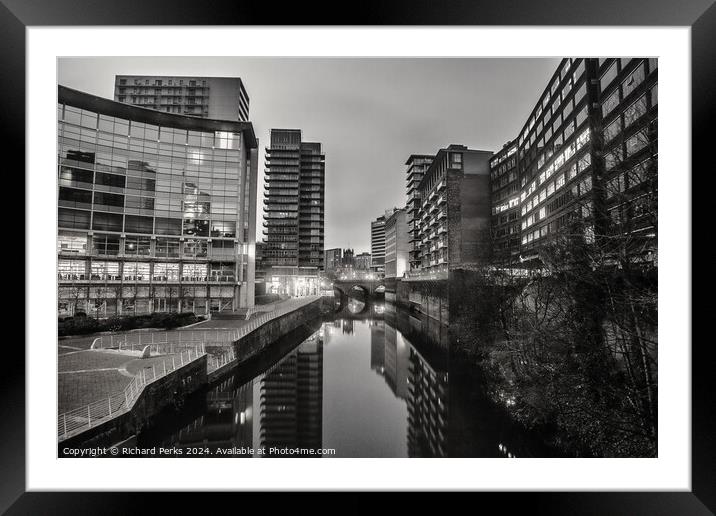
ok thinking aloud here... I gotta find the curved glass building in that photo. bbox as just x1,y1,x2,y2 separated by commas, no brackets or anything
57,85,259,317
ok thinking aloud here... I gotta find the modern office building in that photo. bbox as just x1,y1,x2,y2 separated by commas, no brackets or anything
114,76,250,122
57,85,259,317
324,247,342,272
411,145,493,277
384,208,409,278
491,58,658,267
370,214,386,272
489,141,520,265
405,154,434,271
263,129,325,295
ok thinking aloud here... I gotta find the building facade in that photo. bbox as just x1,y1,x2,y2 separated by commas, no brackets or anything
324,247,342,272
384,208,409,278
263,129,325,295
489,58,658,267
57,85,258,317
405,155,434,271
370,214,386,272
411,145,493,277
489,141,520,265
341,248,355,269
114,76,250,122
354,252,372,272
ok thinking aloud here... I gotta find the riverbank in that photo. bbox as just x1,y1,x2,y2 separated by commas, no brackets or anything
58,296,326,452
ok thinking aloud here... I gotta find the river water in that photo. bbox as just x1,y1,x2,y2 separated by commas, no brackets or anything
137,300,565,457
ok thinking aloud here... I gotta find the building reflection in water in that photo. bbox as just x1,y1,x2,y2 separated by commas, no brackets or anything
259,333,323,456
165,331,324,457
157,299,559,458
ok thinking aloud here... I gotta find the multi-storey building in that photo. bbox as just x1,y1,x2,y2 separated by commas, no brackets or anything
384,208,409,278
263,129,325,295
489,141,520,265
57,85,258,317
491,58,657,267
324,247,342,272
354,252,372,272
370,214,386,272
411,145,493,277
405,155,434,271
114,76,250,122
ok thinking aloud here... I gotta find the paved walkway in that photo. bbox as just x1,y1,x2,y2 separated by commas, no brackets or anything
58,349,183,414
57,298,310,415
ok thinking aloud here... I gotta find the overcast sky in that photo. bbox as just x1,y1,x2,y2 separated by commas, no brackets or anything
58,57,560,252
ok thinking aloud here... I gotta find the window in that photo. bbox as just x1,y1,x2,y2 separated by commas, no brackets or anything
155,238,180,258
624,95,648,128
578,153,591,172
59,187,92,209
123,262,150,281
600,62,618,91
58,259,86,280
59,166,93,187
155,217,182,236
183,218,209,236
95,172,126,189
606,175,624,199
622,62,645,98
93,192,124,209
58,208,91,230
58,232,87,255
92,234,120,255
124,236,151,256
125,195,155,210
92,212,123,232
183,239,208,258
576,129,590,149
626,130,649,156
574,83,587,105
124,215,153,234
605,119,622,142
650,84,658,106
211,221,236,238
602,90,620,117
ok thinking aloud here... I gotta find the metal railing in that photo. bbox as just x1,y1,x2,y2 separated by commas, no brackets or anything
90,296,320,350
58,343,205,440
63,296,320,439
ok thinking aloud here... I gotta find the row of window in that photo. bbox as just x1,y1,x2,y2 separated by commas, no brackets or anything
58,259,236,282
60,105,241,149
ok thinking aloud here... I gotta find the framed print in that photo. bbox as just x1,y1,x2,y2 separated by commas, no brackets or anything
4,0,713,512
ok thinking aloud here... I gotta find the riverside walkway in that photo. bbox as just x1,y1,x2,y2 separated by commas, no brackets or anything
58,296,321,441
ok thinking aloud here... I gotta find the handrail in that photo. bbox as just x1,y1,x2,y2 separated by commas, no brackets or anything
62,295,321,440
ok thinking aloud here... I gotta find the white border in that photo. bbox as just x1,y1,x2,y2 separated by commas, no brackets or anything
27,27,691,491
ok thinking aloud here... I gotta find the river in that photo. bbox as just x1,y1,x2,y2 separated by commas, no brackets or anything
136,299,565,457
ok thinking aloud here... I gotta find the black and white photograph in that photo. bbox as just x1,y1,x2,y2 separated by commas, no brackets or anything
54,56,659,459
7,7,709,509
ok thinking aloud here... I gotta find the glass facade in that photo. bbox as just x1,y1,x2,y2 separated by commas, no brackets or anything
57,86,258,317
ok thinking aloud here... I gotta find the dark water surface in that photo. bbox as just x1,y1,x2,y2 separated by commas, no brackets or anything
138,302,565,457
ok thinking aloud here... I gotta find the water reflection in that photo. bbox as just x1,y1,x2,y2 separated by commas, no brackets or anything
142,302,563,458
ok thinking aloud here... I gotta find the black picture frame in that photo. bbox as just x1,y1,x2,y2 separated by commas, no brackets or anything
4,0,712,513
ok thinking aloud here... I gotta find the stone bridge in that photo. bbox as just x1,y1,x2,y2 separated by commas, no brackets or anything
332,279,386,298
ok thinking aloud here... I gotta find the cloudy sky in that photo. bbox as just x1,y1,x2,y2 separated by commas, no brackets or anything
58,57,560,252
